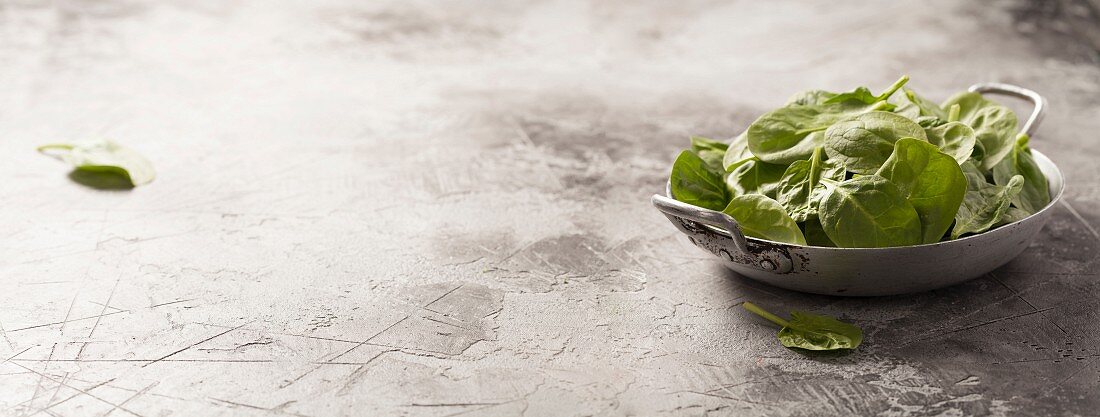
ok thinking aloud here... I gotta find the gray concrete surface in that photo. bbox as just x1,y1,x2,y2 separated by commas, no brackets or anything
1,1,1099,416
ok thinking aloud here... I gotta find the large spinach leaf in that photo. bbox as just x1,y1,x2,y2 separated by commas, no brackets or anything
818,175,923,248
951,161,1025,239
748,78,912,165
775,147,845,222
742,302,862,351
993,134,1050,215
721,131,754,172
942,92,1019,170
670,150,730,211
722,195,806,245
726,158,787,198
875,139,967,244
746,103,878,165
823,111,928,174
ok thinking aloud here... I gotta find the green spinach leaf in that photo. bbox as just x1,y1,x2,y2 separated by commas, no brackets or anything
803,218,837,247
823,111,928,174
742,302,862,351
38,140,156,186
875,139,967,243
746,103,871,165
690,136,728,171
670,150,730,211
951,161,1025,239
992,134,1050,215
818,175,923,248
775,147,845,222
903,88,948,120
722,195,806,245
722,131,754,172
748,78,911,165
999,206,1031,226
726,158,787,198
823,75,909,106
787,90,837,106
942,92,1019,170
924,122,976,164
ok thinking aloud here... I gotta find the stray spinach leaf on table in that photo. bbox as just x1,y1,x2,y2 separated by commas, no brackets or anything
742,302,862,352
38,140,156,187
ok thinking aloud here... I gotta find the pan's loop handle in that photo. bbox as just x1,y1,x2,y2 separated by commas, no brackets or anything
967,83,1047,137
650,194,749,252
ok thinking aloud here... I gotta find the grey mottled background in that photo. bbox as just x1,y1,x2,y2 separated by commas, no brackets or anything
1,1,1099,416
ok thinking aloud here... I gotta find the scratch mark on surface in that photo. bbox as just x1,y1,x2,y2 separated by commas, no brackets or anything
440,398,525,417
141,322,250,367
40,371,70,415
9,361,144,417
57,292,81,335
2,346,32,366
900,307,1057,346
1061,200,1100,240
0,318,15,350
208,398,309,417
10,310,129,333
326,316,409,363
88,301,126,312
37,378,116,414
423,284,464,309
28,343,57,410
678,390,774,406
104,382,158,417
149,299,196,308
336,350,393,395
988,272,1067,335
89,276,123,338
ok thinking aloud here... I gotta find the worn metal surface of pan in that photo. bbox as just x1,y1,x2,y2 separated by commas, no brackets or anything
652,83,1064,296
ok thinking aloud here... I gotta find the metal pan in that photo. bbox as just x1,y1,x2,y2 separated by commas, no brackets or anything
652,83,1064,296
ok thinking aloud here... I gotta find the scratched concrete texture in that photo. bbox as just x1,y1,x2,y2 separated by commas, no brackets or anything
1,0,1099,416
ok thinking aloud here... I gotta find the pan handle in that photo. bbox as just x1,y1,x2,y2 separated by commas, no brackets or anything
650,194,750,252
967,83,1046,137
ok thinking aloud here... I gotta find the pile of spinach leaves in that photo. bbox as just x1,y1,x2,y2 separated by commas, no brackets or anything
669,76,1050,248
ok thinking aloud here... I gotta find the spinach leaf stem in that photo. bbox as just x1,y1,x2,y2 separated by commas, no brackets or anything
742,302,790,328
